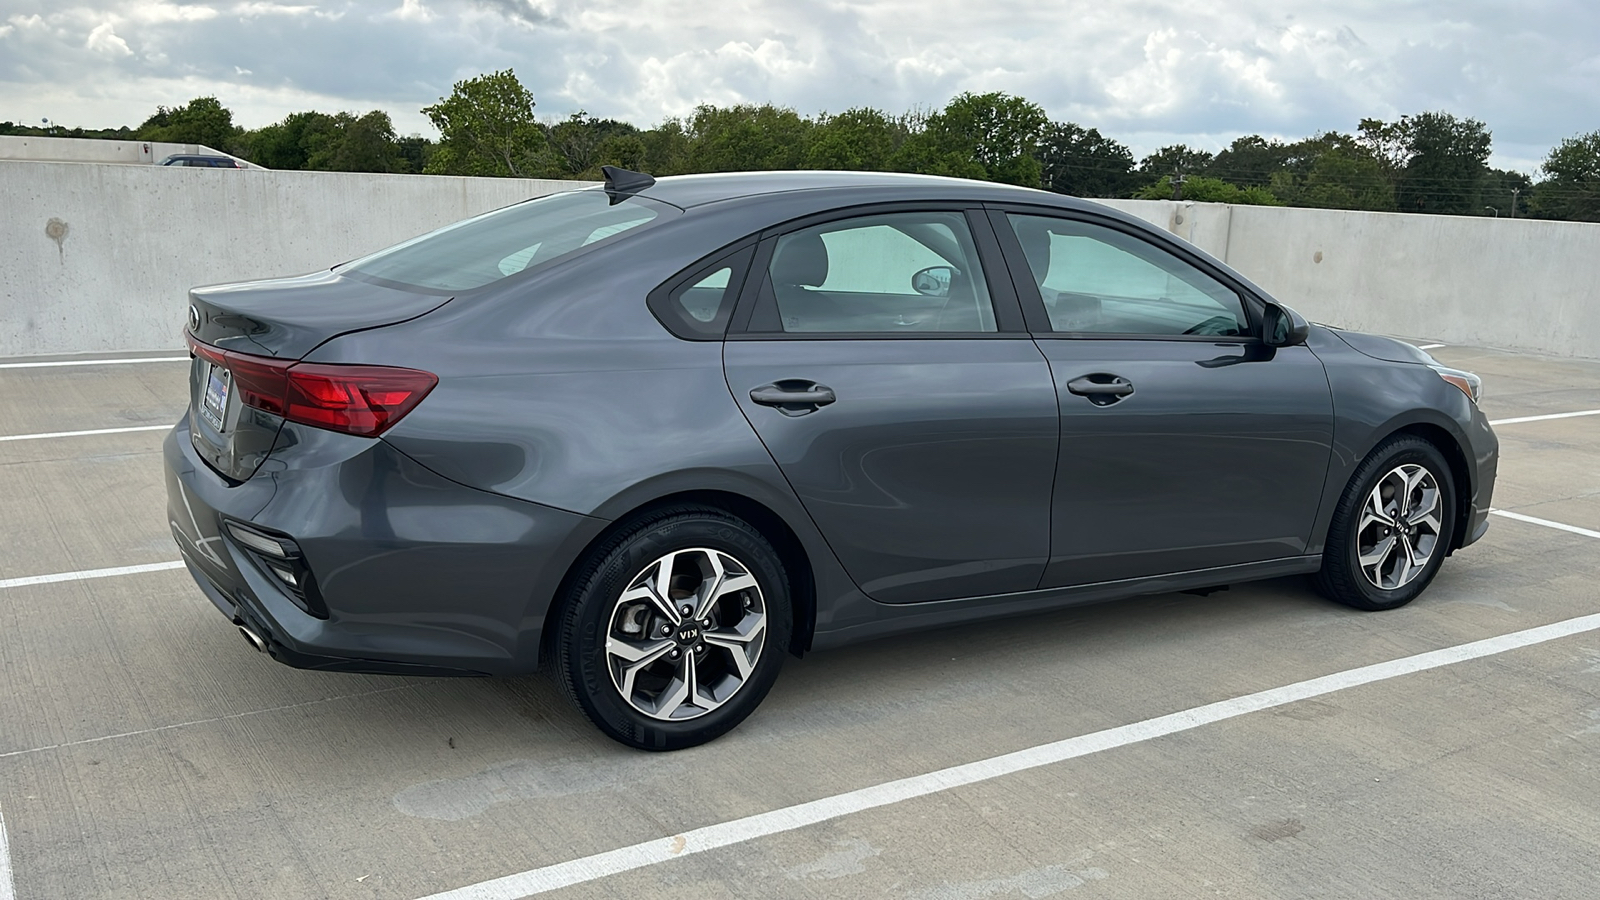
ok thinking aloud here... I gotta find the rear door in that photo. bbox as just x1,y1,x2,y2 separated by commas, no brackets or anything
990,208,1335,587
723,206,1059,604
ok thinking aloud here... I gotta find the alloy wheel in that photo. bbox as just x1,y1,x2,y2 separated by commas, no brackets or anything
604,547,768,721
1356,463,1442,591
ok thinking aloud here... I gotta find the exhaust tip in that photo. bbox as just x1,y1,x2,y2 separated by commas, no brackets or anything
237,624,267,653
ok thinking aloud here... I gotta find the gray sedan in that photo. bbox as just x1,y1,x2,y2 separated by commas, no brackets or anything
165,169,1498,750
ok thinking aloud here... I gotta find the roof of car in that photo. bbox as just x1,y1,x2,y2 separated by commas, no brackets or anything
631,170,1094,210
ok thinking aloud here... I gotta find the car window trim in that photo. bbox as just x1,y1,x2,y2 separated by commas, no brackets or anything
983,203,1268,341
726,202,1029,340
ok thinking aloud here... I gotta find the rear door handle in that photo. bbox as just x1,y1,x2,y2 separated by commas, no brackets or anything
750,381,837,415
1066,374,1134,405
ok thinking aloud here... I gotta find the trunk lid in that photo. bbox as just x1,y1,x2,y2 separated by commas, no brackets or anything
185,269,451,482
188,268,450,358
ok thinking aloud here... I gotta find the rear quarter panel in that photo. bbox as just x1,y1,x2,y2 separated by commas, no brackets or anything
307,214,869,649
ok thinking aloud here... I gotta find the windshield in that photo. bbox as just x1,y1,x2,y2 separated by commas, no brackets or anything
340,189,675,292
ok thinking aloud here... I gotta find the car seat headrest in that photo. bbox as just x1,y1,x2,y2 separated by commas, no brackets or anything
772,233,829,287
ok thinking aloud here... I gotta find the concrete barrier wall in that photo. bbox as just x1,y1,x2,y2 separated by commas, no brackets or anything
4,164,1599,358
0,135,260,168
1097,199,1600,359
0,161,584,356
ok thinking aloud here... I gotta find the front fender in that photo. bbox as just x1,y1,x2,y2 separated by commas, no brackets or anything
1306,328,1494,556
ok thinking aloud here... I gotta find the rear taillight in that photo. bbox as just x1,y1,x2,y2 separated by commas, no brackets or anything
187,334,437,437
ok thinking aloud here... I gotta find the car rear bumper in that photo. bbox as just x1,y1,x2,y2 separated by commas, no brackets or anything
164,416,607,676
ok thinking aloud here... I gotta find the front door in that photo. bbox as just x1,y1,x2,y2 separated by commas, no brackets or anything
724,209,1059,604
995,210,1335,587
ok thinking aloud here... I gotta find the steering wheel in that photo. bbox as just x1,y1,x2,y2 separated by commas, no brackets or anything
1183,315,1242,336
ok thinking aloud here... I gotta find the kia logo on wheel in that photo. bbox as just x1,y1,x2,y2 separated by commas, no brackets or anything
187,305,201,331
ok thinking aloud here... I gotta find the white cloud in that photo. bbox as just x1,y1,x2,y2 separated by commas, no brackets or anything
85,21,133,55
122,1,220,23
232,2,321,17
389,0,433,22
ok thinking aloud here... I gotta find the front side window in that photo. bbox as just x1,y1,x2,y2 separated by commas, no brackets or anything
341,190,674,292
759,211,997,334
1008,214,1249,337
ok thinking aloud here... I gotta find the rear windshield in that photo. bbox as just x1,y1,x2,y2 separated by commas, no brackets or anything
339,189,674,292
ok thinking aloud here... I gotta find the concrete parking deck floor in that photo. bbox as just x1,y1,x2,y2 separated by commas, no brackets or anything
1,342,1598,900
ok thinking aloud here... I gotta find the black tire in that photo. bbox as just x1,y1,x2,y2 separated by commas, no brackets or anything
1313,435,1457,611
553,506,792,751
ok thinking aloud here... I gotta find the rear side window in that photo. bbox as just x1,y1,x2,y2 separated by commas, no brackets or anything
647,245,755,340
341,190,675,292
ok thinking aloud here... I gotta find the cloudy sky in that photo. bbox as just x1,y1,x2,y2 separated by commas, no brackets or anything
1,0,1596,171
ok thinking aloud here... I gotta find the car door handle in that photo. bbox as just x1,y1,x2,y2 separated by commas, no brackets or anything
750,381,837,415
1066,374,1135,405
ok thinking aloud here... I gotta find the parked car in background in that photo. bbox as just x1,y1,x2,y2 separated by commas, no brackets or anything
165,168,1498,751
159,154,242,168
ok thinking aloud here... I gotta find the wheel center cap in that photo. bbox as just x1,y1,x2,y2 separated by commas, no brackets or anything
674,624,701,645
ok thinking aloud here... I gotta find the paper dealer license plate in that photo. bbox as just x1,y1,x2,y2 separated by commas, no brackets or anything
201,365,230,431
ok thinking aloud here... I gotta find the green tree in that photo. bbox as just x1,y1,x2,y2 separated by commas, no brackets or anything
805,107,901,170
639,119,694,175
422,69,547,177
1038,122,1137,197
684,104,813,172
1479,167,1533,218
892,92,1047,186
543,112,641,177
1137,144,1215,181
323,111,403,172
396,134,436,174
1395,111,1492,215
136,96,237,150
1529,131,1600,221
1135,175,1283,206
1206,135,1293,188
1355,117,1415,196
1266,132,1395,211
590,132,649,176
238,111,339,170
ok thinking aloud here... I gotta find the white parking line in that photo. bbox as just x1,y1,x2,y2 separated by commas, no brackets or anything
0,800,15,900
415,611,1600,900
1418,343,1447,350
1491,509,1600,540
0,561,185,591
0,356,187,370
1488,409,1600,426
0,424,171,444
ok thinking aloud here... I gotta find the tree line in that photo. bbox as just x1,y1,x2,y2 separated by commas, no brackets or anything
5,68,1597,222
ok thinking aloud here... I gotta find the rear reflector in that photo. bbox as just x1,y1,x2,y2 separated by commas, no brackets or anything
187,334,436,437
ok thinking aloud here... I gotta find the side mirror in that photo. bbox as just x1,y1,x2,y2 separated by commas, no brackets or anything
911,265,955,298
1263,303,1310,347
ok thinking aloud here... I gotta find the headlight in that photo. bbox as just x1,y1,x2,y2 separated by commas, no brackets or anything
1431,365,1482,403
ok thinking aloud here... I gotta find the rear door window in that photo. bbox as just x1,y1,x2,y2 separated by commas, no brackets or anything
750,211,997,334
341,190,677,293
